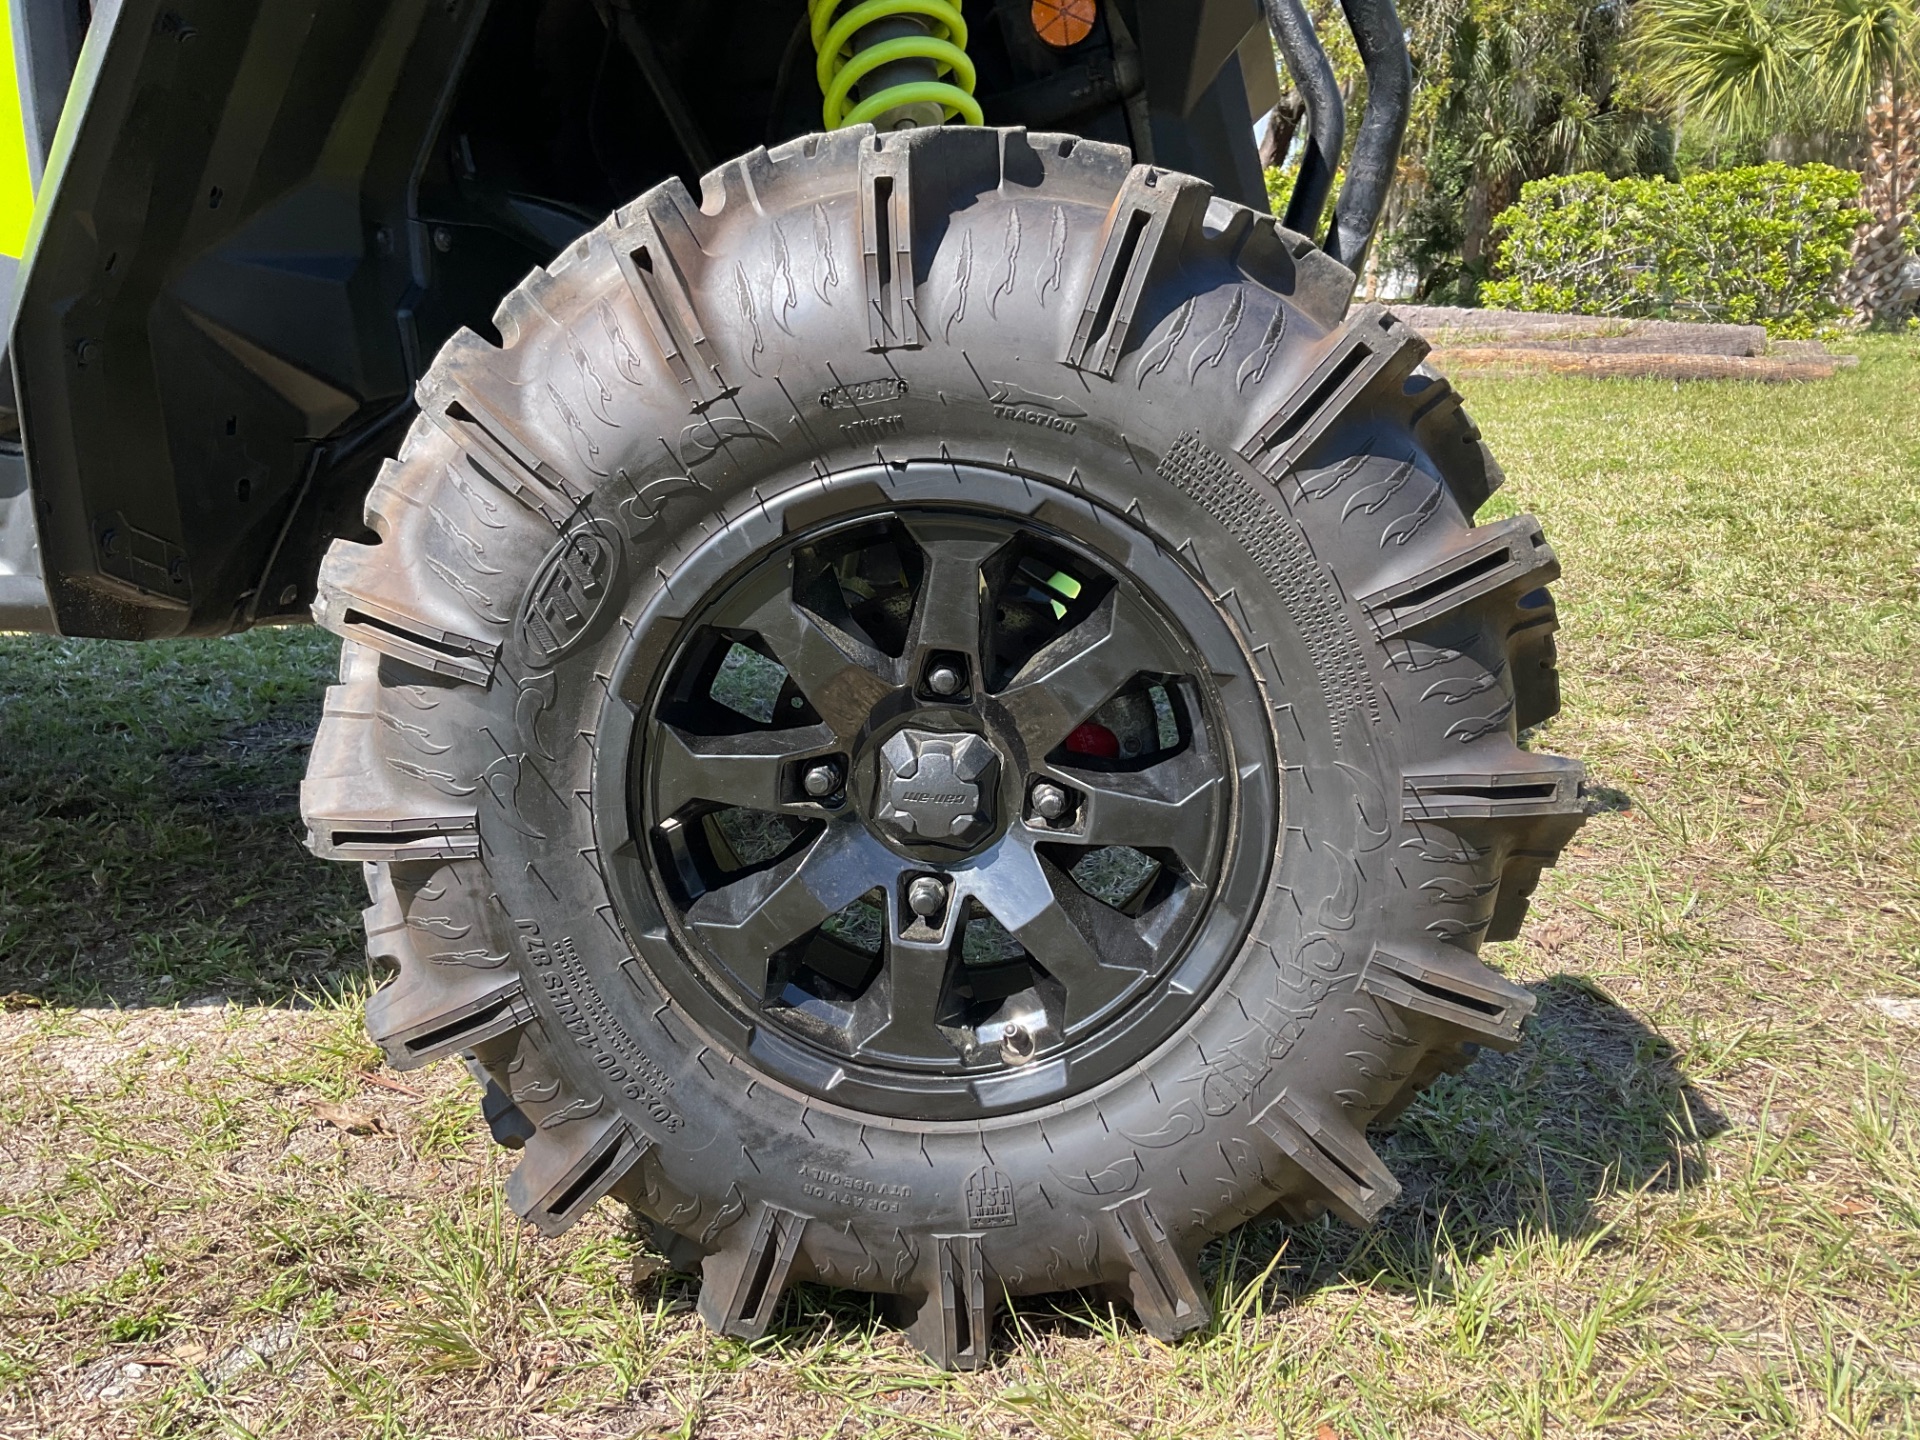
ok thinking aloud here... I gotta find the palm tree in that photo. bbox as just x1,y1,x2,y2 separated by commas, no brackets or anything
1843,85,1920,322
1394,0,1666,288
1449,8,1666,268
1448,11,1550,270
1636,0,1920,324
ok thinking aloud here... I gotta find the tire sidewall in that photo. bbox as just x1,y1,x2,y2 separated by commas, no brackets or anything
338,127,1547,1306
480,331,1424,1289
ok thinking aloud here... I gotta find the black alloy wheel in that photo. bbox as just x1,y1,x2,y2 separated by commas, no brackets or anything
625,499,1270,1117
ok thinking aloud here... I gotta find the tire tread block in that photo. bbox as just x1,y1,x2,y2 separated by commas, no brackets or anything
905,1234,995,1370
1064,165,1211,378
1400,757,1586,825
365,968,532,1071
1358,515,1559,641
464,1058,535,1151
1402,758,1587,942
1488,854,1555,943
697,1203,809,1341
1255,1089,1401,1227
508,1116,650,1237
315,580,500,687
302,687,479,862
1240,304,1429,476
421,368,584,528
1107,1195,1211,1342
1508,615,1562,731
1358,943,1536,1049
611,186,731,406
1408,377,1505,518
316,467,505,688
857,137,921,351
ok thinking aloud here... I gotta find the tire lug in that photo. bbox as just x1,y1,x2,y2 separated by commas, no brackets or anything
907,875,949,919
1029,781,1071,822
802,762,842,799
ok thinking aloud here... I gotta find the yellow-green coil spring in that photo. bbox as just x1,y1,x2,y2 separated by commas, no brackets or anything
810,0,983,130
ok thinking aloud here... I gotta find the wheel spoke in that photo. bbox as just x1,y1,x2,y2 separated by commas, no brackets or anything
973,839,1149,1030
688,827,903,1000
645,502,1245,1091
654,722,840,817
740,577,898,737
899,520,997,680
1043,750,1223,878
996,585,1189,752
849,895,961,1063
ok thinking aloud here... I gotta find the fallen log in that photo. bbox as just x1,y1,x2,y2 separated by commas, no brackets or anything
1398,306,1771,357
1427,348,1841,383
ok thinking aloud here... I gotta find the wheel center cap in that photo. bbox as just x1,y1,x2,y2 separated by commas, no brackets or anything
874,729,1000,848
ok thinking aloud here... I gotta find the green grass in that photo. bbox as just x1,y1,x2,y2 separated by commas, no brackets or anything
0,628,364,1007
2,341,1918,1438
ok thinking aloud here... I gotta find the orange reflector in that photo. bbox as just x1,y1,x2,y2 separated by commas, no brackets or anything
1032,0,1096,49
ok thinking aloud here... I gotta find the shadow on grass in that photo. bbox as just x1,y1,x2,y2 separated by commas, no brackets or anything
746,972,1727,1360
1283,973,1730,1290
0,630,365,1008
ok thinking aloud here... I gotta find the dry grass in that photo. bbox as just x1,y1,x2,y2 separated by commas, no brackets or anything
2,338,1917,1439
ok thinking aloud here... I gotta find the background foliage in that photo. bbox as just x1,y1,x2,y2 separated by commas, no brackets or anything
1388,0,1671,301
1260,0,1920,320
1482,164,1872,334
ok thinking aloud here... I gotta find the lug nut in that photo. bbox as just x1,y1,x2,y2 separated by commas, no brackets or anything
926,664,964,697
1030,781,1070,821
802,762,842,798
907,875,948,919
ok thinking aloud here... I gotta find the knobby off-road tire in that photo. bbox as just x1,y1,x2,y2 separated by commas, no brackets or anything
301,126,1585,1368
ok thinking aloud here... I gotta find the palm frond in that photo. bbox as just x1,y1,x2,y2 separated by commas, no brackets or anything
1634,0,1819,134
1635,0,1919,137
1808,0,1918,117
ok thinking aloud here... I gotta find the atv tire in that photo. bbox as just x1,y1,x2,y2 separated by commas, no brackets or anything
301,125,1585,1368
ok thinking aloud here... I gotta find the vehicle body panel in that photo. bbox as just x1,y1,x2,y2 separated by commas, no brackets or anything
0,0,85,630
3,0,1274,639
11,0,490,637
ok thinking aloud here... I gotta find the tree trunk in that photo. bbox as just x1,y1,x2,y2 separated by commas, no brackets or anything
1841,83,1920,328
1261,92,1306,170
1462,176,1493,272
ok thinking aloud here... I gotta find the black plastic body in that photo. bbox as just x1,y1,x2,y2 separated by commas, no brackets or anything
11,0,1278,639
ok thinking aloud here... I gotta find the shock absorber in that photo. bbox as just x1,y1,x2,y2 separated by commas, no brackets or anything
810,0,983,132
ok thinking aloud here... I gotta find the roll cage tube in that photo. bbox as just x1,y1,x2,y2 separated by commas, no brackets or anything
1261,0,1409,270
1323,0,1410,269
1260,0,1342,239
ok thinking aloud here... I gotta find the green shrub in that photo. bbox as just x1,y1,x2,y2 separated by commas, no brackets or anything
1265,166,1294,218
1483,165,1870,336
1264,166,1344,241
